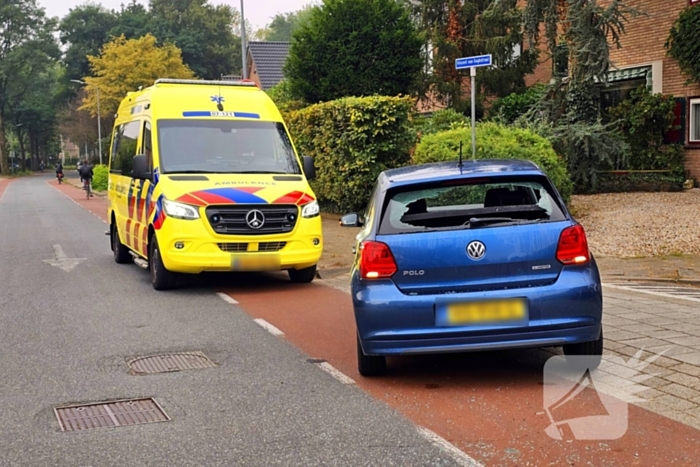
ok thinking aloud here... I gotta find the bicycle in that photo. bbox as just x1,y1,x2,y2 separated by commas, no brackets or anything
83,178,92,199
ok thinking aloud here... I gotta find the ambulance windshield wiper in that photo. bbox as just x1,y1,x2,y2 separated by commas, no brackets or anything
170,170,219,174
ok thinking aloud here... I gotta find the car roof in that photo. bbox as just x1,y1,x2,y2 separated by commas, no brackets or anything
381,160,545,187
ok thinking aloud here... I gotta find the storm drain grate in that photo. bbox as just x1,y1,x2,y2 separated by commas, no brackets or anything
55,398,170,432
128,351,217,375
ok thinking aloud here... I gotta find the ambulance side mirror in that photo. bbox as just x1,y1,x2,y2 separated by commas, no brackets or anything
302,156,316,181
132,155,151,181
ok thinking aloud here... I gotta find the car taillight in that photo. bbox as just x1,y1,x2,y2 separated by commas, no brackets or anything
556,225,590,265
359,241,397,279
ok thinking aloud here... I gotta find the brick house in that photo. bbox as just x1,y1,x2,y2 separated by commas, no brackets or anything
245,42,291,91
526,0,700,177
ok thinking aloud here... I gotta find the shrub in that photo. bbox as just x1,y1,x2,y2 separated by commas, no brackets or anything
607,86,684,174
92,165,109,191
413,109,469,136
666,4,700,85
489,84,547,124
266,80,307,114
287,95,415,213
413,121,573,203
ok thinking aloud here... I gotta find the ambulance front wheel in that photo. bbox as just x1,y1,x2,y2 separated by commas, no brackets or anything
150,237,178,291
288,264,317,283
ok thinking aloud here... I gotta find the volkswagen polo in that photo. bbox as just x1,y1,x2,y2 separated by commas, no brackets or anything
341,160,603,376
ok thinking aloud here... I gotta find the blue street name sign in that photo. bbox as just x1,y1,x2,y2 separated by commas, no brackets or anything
455,54,492,70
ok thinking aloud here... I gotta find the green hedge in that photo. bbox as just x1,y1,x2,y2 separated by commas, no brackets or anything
92,165,109,191
287,95,415,213
489,84,546,124
413,122,573,203
596,172,684,193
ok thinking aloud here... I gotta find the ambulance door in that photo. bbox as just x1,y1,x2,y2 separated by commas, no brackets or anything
128,119,153,258
112,120,141,252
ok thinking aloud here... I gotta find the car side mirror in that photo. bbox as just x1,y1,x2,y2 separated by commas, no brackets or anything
303,156,316,181
131,155,151,180
340,213,363,227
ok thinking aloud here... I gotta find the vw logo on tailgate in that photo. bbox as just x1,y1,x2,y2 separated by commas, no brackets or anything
245,209,265,229
466,241,486,260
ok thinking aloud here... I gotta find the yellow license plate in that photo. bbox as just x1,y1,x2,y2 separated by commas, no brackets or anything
231,254,281,272
447,299,526,325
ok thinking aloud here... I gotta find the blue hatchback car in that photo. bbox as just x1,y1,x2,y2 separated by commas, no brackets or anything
341,160,603,376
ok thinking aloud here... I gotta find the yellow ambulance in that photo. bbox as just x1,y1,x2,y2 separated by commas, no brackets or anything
107,79,323,290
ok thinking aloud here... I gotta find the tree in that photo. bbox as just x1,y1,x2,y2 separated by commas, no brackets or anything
262,6,315,42
79,34,195,118
407,0,537,113
148,0,241,79
285,0,423,104
0,0,60,174
520,0,640,190
108,0,152,40
59,3,118,82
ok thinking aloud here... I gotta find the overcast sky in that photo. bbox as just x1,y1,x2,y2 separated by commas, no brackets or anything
38,0,317,30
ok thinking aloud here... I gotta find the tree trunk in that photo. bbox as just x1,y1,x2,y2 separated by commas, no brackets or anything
0,113,8,175
18,133,26,171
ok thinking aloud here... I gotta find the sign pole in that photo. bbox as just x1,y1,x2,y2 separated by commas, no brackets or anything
471,66,476,161
455,54,490,164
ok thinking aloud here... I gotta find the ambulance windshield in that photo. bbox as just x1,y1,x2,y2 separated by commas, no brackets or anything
156,119,302,175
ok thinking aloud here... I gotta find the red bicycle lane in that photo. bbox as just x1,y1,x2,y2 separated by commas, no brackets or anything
51,179,700,465
218,276,700,466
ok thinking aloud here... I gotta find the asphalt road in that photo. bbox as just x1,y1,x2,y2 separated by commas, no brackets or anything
0,175,462,466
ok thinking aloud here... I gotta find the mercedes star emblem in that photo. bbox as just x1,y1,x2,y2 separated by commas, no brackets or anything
466,241,486,260
245,209,265,229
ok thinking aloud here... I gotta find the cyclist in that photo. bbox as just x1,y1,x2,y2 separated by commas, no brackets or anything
55,161,64,184
78,160,94,198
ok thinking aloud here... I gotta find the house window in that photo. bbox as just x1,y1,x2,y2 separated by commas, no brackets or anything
691,0,699,5
690,98,700,143
423,41,434,74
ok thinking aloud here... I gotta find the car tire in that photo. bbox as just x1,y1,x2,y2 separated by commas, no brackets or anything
288,264,317,283
112,223,132,264
357,335,386,377
150,236,177,291
563,329,603,370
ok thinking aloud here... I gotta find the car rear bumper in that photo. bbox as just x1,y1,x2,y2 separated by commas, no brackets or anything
353,265,603,356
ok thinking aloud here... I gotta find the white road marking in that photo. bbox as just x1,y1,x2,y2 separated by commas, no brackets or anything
254,318,284,337
604,283,700,303
42,244,86,272
216,292,239,305
317,362,355,385
416,427,484,467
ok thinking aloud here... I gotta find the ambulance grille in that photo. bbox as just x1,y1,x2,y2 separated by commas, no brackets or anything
217,242,287,252
207,205,299,235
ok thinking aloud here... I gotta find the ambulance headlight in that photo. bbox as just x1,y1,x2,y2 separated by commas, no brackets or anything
301,200,320,218
163,199,200,220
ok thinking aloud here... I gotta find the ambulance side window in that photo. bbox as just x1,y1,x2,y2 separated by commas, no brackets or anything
112,121,141,176
141,121,153,172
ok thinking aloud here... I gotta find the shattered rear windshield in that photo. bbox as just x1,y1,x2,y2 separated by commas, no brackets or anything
378,176,567,235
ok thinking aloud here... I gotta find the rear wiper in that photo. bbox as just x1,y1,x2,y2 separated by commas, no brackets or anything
465,217,526,227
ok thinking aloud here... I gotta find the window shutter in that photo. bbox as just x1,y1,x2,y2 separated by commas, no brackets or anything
664,98,686,144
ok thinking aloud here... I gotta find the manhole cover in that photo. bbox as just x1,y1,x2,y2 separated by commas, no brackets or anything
128,351,217,375
55,398,170,432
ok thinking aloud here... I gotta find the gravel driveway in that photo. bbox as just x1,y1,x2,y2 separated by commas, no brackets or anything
571,189,700,258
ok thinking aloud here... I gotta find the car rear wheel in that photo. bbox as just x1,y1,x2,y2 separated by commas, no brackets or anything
288,264,317,283
112,223,132,264
357,335,386,376
150,237,177,291
563,329,603,369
